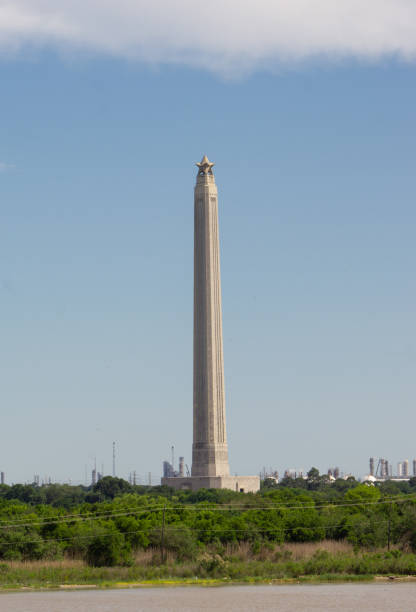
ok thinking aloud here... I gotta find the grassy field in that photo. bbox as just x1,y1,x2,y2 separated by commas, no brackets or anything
1,541,416,590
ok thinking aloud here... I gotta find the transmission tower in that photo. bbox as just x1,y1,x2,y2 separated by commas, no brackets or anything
112,441,116,477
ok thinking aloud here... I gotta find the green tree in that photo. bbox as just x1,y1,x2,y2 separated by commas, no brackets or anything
261,478,279,490
307,467,320,480
344,484,381,505
91,476,133,500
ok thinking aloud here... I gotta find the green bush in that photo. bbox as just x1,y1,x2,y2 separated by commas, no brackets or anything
148,525,198,561
86,525,132,567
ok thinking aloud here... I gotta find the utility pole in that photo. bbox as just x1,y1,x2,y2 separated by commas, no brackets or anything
112,441,116,477
161,502,167,564
387,502,392,551
387,518,391,551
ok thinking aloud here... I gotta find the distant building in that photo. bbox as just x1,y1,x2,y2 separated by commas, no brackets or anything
328,467,340,480
284,469,300,479
262,469,279,483
163,461,175,479
163,457,187,479
365,457,415,482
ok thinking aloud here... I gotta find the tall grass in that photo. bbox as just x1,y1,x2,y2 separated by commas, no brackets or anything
7,559,85,570
0,541,383,570
283,540,355,559
1,541,416,588
222,540,354,562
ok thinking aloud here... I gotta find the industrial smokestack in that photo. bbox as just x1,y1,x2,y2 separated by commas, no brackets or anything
369,457,375,476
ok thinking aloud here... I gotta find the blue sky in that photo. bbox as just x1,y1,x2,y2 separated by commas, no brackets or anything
1,2,415,484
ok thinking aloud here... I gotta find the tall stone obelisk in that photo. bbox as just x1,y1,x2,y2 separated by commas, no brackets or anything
161,157,259,493
192,155,229,477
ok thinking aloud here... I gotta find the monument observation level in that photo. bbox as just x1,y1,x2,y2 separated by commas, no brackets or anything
162,157,259,493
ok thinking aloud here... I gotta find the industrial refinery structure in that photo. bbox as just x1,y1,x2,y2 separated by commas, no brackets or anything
364,457,416,482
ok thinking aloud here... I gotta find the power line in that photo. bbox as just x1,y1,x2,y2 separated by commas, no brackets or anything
1,493,415,526
0,494,415,530
0,518,394,549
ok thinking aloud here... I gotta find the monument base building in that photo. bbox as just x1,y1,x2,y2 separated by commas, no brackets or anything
161,475,260,493
162,157,259,494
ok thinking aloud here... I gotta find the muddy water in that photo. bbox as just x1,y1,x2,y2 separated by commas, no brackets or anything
1,583,416,611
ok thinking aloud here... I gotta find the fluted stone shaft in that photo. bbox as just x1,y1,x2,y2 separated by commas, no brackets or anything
160,157,259,493
192,162,229,477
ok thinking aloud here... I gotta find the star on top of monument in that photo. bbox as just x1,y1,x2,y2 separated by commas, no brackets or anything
196,155,215,175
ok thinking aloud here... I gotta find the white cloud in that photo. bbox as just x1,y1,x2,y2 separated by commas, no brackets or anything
0,1,415,74
0,162,14,172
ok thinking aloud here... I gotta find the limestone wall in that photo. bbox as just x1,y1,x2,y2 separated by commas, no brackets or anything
161,475,260,493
